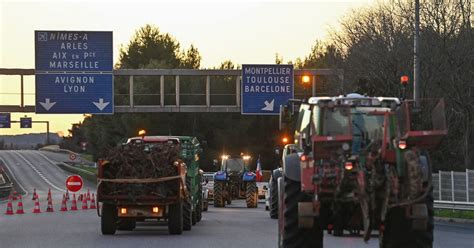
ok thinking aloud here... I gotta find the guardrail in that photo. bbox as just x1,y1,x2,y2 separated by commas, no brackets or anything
433,169,474,211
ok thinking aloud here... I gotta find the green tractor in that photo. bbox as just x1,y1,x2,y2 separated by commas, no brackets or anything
171,136,204,229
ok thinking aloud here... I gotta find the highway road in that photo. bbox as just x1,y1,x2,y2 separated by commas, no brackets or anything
0,150,473,248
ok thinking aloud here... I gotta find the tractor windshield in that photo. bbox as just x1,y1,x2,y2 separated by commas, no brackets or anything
224,159,245,173
351,108,387,153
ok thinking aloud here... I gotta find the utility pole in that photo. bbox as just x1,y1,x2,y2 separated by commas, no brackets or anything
414,0,421,107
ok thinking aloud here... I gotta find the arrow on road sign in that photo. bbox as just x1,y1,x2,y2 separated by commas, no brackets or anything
92,98,110,111
261,99,275,111
39,98,56,111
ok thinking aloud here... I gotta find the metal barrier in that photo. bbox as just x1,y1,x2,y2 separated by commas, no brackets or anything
433,169,474,210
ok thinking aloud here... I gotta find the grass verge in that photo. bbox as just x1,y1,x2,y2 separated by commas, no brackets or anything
435,209,474,219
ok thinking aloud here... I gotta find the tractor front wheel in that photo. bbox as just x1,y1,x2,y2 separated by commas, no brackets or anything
214,181,225,208
246,181,258,208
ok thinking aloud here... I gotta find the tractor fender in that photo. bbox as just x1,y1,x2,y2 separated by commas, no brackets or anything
242,171,256,182
214,171,227,181
283,153,300,182
272,168,283,181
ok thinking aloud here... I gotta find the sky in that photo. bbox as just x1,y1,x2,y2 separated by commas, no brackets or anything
0,0,373,136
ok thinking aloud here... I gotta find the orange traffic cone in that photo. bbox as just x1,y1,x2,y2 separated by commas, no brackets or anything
16,195,25,214
65,190,70,201
87,189,91,202
70,194,78,211
81,194,88,210
47,188,52,201
60,195,68,212
33,198,41,214
12,190,18,200
90,193,96,209
32,188,37,201
46,196,54,212
5,196,14,215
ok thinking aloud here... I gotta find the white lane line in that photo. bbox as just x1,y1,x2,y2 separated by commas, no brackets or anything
0,157,30,198
12,151,65,192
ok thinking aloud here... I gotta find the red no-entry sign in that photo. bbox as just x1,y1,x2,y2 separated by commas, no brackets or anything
66,175,83,192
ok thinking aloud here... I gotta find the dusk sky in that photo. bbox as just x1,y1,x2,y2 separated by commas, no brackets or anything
0,0,373,136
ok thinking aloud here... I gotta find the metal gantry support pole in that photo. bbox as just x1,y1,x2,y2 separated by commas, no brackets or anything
129,75,134,107
160,75,165,107
451,170,455,201
20,75,24,109
236,76,241,107
175,75,180,107
206,76,211,107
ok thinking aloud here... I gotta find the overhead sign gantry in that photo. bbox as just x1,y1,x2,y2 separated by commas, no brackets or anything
35,31,113,114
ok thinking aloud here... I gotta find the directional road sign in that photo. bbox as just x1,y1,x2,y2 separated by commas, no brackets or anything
20,117,32,128
241,64,294,115
35,31,113,114
66,175,83,192
0,113,11,128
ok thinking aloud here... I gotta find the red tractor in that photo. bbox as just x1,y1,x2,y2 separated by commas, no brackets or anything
278,93,447,248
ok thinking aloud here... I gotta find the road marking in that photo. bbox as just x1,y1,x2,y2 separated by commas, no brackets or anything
0,156,29,199
12,151,65,192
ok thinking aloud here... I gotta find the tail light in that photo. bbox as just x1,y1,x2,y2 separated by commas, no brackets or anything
398,140,407,150
300,155,308,162
120,208,127,214
344,162,353,171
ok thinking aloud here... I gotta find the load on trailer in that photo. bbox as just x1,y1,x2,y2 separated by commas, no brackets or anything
97,136,187,235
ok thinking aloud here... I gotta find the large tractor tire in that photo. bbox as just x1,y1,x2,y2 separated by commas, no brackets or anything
332,202,345,237
117,219,136,231
246,181,258,208
183,177,193,231
101,204,117,235
168,201,183,235
197,178,203,222
214,181,225,208
380,189,434,248
269,175,279,219
281,177,323,248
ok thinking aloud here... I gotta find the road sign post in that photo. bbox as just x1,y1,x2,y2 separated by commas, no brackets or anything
241,64,294,115
35,31,113,114
66,175,83,192
0,113,11,128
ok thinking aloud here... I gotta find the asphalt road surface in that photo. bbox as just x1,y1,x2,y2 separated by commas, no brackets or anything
0,150,473,248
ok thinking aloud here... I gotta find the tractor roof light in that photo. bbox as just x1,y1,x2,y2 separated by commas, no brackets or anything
138,129,146,136
242,155,251,160
400,76,409,86
282,137,289,144
221,155,229,160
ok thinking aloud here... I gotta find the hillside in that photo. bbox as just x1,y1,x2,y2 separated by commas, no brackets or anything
0,133,61,149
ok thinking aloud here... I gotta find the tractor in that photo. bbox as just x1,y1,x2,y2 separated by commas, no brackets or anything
213,154,258,208
278,93,447,248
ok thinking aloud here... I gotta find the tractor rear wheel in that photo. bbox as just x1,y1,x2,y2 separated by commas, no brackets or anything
183,177,193,231
281,177,323,248
269,175,279,219
214,181,225,208
168,201,183,235
380,189,434,248
101,204,117,235
246,181,258,208
197,179,203,222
